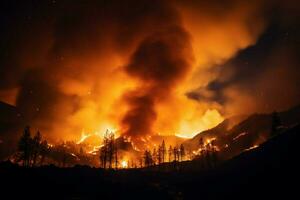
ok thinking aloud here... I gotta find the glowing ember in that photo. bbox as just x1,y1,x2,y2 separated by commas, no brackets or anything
205,137,216,145
71,153,77,157
192,137,219,156
233,132,248,141
244,145,259,152
48,143,54,148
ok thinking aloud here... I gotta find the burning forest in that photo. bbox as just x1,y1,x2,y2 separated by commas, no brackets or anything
0,0,300,199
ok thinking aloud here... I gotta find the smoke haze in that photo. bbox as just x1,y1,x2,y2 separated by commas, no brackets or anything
0,0,299,141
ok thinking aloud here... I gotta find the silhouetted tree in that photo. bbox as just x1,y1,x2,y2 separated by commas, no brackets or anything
180,144,185,161
99,147,106,168
102,132,109,168
99,130,118,169
32,131,42,167
199,137,204,150
157,145,162,165
130,160,135,168
161,140,166,163
168,145,172,162
108,133,114,168
39,140,49,165
211,146,218,168
58,143,68,167
139,157,143,168
152,147,157,165
173,146,179,162
271,111,282,136
198,137,206,167
18,126,32,167
114,142,118,169
144,150,153,167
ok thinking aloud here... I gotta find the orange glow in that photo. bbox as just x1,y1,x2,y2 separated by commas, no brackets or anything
0,0,277,156
76,131,91,144
121,160,128,168
192,137,218,156
205,137,216,145
233,132,248,141
244,145,259,152
88,145,103,155
6,0,268,147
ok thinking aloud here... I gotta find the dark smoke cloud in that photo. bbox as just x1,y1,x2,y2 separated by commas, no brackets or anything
121,92,157,138
188,11,300,115
122,26,193,138
0,0,191,140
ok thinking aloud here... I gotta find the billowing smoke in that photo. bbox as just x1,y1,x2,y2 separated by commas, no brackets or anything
185,0,300,116
1,0,189,141
121,26,192,139
0,0,299,143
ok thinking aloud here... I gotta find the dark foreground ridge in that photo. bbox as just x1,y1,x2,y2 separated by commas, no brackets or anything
1,125,299,199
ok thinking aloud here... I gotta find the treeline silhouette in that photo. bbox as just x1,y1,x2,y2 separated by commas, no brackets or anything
17,126,49,167
1,119,297,200
98,133,189,169
14,126,221,169
99,130,118,169
11,111,282,170
143,141,186,167
193,137,218,169
15,126,98,167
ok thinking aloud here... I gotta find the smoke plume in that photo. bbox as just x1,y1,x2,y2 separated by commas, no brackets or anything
121,26,193,139
0,0,299,142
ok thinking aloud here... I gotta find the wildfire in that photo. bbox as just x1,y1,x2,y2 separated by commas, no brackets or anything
205,137,216,145
77,131,91,144
87,145,103,155
77,128,118,145
48,143,54,148
121,160,128,168
192,137,219,156
130,141,140,151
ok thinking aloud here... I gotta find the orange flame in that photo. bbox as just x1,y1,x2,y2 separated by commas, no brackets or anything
121,160,128,168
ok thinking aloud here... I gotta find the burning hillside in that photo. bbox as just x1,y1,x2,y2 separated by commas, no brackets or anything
183,105,300,160
1,0,284,143
1,1,300,199
0,0,299,170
